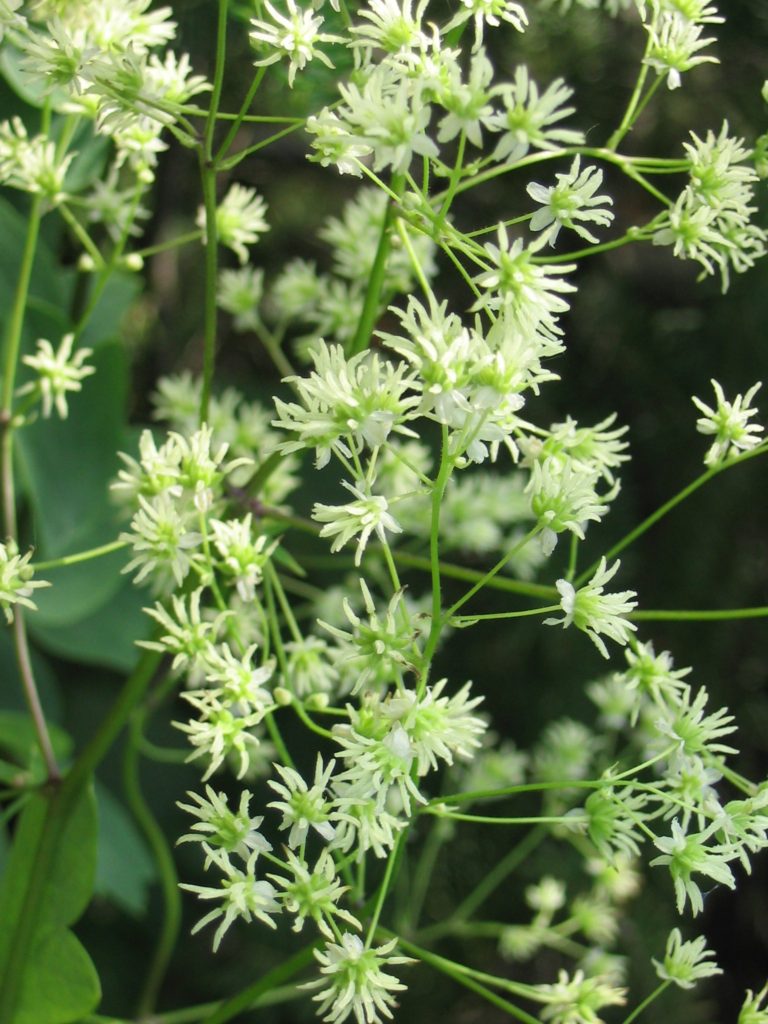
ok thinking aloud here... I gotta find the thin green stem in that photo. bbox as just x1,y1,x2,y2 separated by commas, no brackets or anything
204,0,230,159
391,549,556,600
451,604,560,624
605,14,657,152
426,810,579,826
0,184,59,783
631,607,768,621
33,539,127,572
218,122,304,171
198,152,219,425
58,202,103,264
204,942,317,1024
214,67,266,164
420,826,546,941
134,229,203,260
574,447,768,587
389,935,543,1021
366,831,405,946
420,425,452,675
123,713,181,1017
621,981,671,1024
444,524,544,621
348,173,404,356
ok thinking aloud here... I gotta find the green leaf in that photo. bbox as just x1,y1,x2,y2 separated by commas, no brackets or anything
95,783,155,917
0,786,101,1024
16,927,101,1024
16,343,129,559
29,576,150,673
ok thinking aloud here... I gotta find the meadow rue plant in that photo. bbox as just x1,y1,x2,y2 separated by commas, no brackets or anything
0,2,767,1023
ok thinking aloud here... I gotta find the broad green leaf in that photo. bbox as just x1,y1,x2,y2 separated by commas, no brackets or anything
95,783,155,917
16,342,128,560
0,711,72,781
16,927,101,1024
29,575,150,672
0,786,101,1023
0,197,69,316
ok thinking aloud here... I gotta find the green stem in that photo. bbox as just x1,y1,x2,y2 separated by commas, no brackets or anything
134,229,203,260
198,152,219,425
198,0,229,424
214,67,266,164
391,549,556,600
123,714,181,1017
204,942,317,1024
218,122,304,171
348,173,404,356
420,425,453,675
366,831,405,946
631,607,768,621
204,0,230,159
33,539,127,572
57,202,103,265
426,810,577,826
451,605,560,624
574,448,768,588
444,525,544,620
621,981,671,1024
0,651,161,1024
404,818,449,932
420,826,546,941
0,186,59,783
605,13,657,152
390,935,543,1021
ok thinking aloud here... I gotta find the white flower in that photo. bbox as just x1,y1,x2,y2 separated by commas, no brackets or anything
273,342,419,469
651,819,736,915
19,333,95,419
177,786,272,863
740,983,768,1024
691,379,763,465
488,66,584,164
652,928,722,989
198,184,269,265
471,225,577,342
546,559,637,659
249,0,343,87
527,156,614,247
313,481,402,566
303,932,414,1024
121,492,202,592
177,689,267,780
217,266,264,332
267,756,339,847
0,541,51,623
536,969,626,1024
181,848,280,950
268,849,359,933
443,0,527,49
644,12,718,90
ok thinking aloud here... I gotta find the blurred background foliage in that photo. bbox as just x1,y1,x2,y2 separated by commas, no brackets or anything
1,2,768,1022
